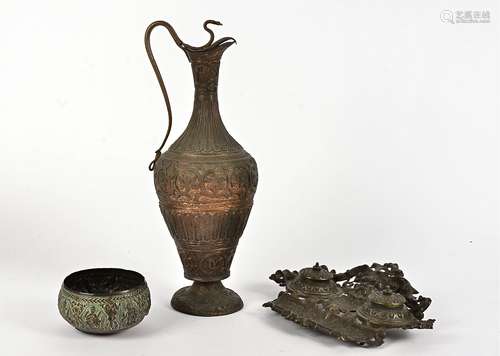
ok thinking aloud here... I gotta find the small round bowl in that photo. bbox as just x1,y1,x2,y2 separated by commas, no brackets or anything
58,268,151,334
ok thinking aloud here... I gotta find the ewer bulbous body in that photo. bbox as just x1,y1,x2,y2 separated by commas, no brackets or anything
145,20,258,316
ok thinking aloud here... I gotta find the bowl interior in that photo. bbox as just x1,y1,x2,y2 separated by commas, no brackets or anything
63,268,146,296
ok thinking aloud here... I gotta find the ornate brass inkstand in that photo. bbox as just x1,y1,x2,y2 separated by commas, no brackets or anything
264,263,435,346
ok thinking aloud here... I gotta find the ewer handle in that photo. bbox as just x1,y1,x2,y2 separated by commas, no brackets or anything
144,21,182,171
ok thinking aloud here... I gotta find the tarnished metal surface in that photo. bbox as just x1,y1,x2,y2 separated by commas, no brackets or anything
145,20,257,316
264,263,435,346
58,268,150,334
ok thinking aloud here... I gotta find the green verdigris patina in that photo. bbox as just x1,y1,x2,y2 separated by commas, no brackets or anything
58,268,150,334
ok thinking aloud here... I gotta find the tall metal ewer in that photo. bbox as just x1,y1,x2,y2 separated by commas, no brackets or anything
145,20,258,316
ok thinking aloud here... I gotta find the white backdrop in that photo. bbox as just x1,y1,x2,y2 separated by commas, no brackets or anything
1,1,498,355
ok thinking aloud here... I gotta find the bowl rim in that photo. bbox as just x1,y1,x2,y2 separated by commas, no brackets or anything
62,268,147,297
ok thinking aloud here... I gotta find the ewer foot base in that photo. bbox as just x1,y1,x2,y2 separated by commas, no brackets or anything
171,281,243,316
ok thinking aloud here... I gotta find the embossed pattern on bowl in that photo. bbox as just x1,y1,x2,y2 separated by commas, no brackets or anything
58,268,151,334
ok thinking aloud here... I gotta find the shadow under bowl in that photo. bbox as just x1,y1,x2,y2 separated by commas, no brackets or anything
58,268,151,334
